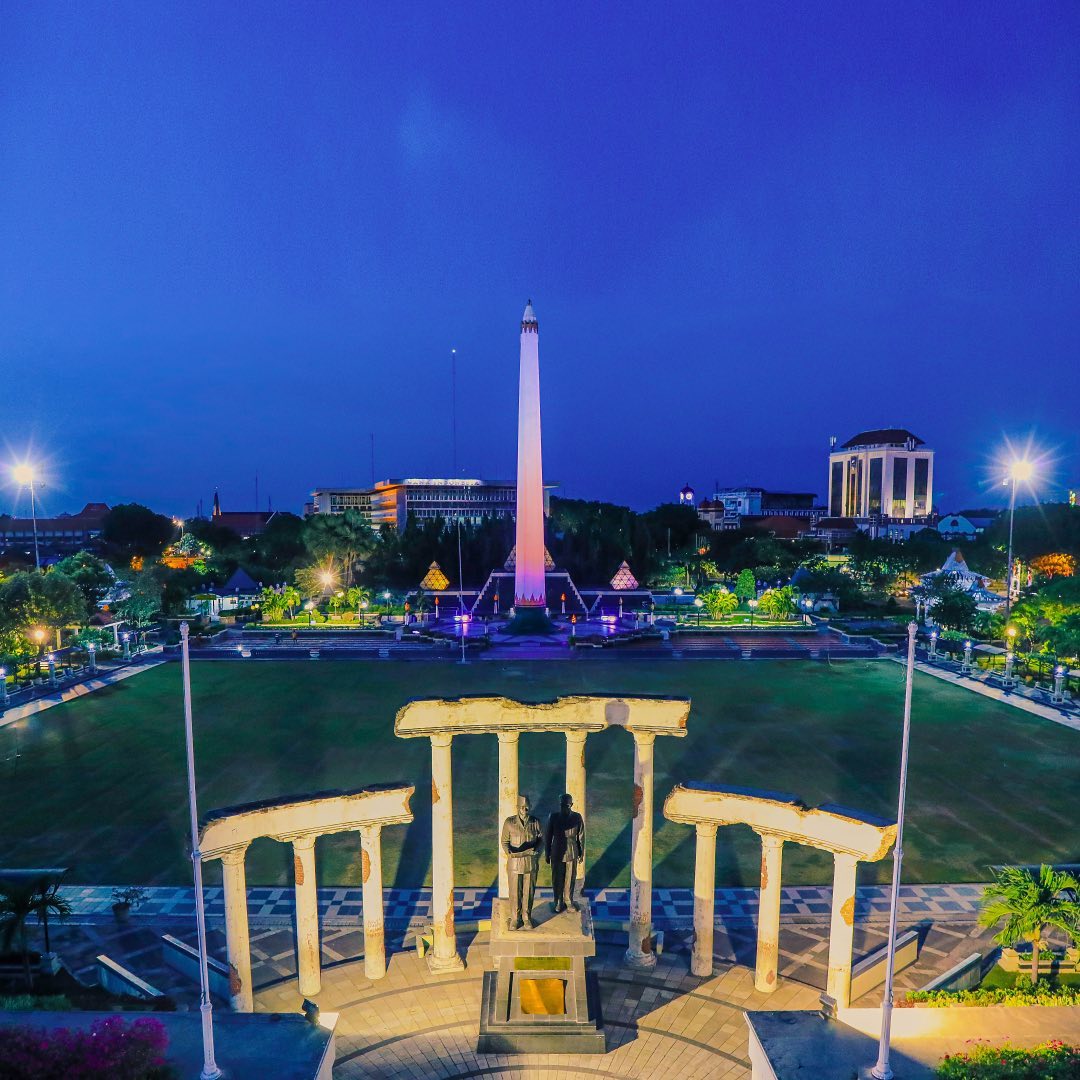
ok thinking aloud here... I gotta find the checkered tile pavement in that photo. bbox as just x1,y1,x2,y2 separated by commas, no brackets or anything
59,881,987,927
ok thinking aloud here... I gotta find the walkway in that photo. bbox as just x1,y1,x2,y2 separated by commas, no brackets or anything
56,882,988,928
0,655,166,730
906,655,1080,734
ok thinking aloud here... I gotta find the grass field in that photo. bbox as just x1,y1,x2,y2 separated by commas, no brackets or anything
1,659,1076,891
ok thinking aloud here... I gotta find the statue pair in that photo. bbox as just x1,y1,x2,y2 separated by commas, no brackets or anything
500,793,584,931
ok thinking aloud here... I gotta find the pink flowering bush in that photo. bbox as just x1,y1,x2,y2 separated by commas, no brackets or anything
0,1015,175,1079
936,1039,1080,1078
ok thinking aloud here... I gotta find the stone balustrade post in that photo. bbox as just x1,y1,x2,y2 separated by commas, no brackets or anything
359,824,386,980
625,730,657,968
691,822,718,976
564,730,588,894
497,731,520,900
826,851,860,1008
754,832,785,992
291,834,321,997
220,845,253,1012
429,733,464,972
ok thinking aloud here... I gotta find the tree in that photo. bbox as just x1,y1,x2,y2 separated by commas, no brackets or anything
259,587,287,622
978,865,1080,985
1031,553,1076,580
54,552,113,613
101,504,175,561
282,584,302,620
303,510,376,586
116,568,165,627
932,587,978,633
758,586,796,621
735,569,757,603
701,587,737,620
0,570,86,647
0,878,50,989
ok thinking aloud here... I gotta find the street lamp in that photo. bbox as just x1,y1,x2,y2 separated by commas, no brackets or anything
748,598,758,627
360,599,369,627
383,590,391,615
694,596,703,626
1003,458,1035,627
11,463,40,570
304,600,314,626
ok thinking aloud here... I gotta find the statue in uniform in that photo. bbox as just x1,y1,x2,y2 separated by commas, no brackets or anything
501,794,543,930
545,793,584,913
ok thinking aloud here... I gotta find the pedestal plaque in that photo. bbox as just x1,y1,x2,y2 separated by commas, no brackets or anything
477,897,605,1055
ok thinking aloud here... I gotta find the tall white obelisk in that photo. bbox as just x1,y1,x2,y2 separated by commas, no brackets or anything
512,300,548,625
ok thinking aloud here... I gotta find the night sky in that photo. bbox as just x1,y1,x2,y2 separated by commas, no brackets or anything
2,3,1077,518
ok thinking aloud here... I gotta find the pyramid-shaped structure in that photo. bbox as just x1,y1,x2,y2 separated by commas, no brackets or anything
420,562,450,590
610,561,639,590
503,545,555,572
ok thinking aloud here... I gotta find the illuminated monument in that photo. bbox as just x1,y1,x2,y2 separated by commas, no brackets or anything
506,300,557,633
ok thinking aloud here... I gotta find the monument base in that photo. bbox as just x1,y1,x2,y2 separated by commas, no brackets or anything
477,898,605,1055
503,606,557,635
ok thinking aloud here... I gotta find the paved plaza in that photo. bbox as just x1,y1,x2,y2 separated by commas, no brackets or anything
38,882,1012,1078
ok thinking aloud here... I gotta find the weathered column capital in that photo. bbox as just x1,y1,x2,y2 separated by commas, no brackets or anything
358,823,383,846
497,730,520,746
219,845,250,867
832,849,860,869
430,732,454,749
290,833,317,852
564,729,588,746
754,831,785,852
630,729,656,749
694,821,719,839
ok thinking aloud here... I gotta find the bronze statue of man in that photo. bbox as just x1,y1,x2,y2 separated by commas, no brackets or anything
501,793,542,930
545,793,584,913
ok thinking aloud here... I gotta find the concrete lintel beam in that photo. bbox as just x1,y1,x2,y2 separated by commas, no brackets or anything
395,695,690,739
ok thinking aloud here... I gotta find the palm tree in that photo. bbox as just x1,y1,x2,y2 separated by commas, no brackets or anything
978,864,1080,985
282,584,302,620
0,880,40,990
32,878,71,957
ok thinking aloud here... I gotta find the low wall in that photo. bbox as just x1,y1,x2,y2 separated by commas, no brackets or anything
96,954,164,1001
161,934,230,999
917,951,982,993
849,928,919,1002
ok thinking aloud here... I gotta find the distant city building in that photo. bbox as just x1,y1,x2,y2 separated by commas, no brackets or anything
308,478,554,532
211,492,275,539
698,487,822,532
827,429,935,523
678,483,695,506
0,502,110,554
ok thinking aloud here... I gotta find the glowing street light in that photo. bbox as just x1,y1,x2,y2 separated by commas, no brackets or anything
693,596,703,626
11,463,41,570
748,597,758,628
1003,457,1037,627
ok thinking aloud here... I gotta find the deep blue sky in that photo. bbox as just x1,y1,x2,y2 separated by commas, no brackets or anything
2,2,1077,518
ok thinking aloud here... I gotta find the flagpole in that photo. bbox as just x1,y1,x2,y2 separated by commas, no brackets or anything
871,620,917,1080
181,622,222,1080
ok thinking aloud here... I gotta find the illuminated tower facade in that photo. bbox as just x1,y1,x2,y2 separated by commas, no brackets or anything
512,300,548,615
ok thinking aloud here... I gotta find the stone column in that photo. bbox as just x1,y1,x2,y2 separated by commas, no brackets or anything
359,824,386,980
564,730,587,894
497,731,520,900
754,832,785,993
429,733,464,972
220,846,252,1012
625,731,657,968
292,834,321,997
691,822,718,977
826,851,859,1007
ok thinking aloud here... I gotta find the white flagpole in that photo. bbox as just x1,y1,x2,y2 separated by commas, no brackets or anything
871,620,917,1080
181,622,222,1080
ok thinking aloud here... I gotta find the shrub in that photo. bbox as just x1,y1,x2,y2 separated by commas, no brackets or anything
907,980,1080,1008
0,993,71,1010
0,1014,175,1078
936,1040,1080,1078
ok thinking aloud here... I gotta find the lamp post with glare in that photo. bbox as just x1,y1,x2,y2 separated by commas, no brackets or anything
694,596,703,627
1052,665,1067,704
1003,459,1033,627
12,464,40,570
748,598,758,627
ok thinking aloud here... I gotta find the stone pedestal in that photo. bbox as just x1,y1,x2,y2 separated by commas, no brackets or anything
477,898,604,1055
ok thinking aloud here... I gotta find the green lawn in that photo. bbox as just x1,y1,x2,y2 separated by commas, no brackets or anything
1,660,1076,891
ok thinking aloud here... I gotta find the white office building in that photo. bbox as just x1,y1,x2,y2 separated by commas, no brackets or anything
827,429,934,522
